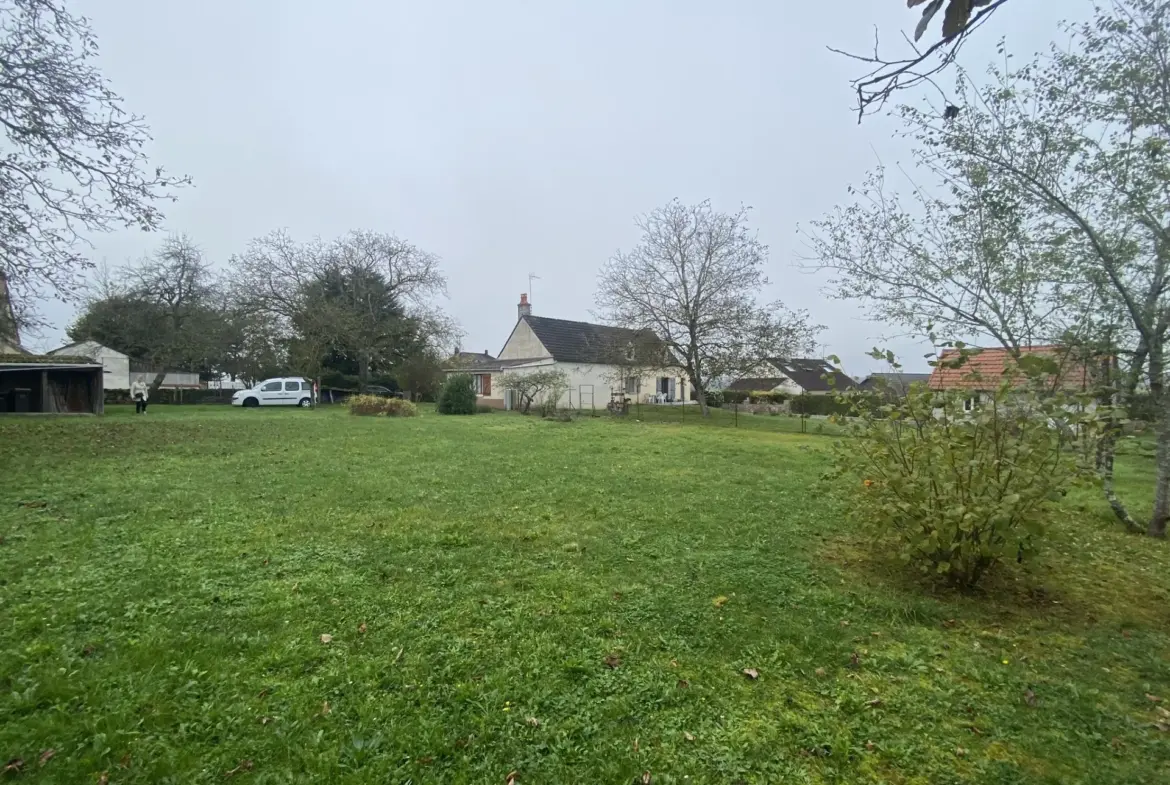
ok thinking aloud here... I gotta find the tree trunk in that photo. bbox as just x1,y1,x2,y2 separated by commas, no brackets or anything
1096,355,1143,533
694,380,709,417
1150,393,1170,538
1147,343,1168,537
148,369,167,397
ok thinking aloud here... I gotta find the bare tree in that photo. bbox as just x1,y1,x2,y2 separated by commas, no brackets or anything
119,235,220,394
0,0,189,327
501,368,569,414
834,0,1012,120
596,199,820,416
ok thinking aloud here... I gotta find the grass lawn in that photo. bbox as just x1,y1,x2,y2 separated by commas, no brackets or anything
1,406,1168,784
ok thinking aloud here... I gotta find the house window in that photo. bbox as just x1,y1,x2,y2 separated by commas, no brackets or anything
472,374,483,394
963,392,980,412
625,377,640,395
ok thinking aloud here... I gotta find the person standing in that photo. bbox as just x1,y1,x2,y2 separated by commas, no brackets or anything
130,375,149,414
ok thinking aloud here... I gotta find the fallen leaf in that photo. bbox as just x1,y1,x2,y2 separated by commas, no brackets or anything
1148,693,1164,703
712,596,729,609
320,700,331,716
613,592,623,601
1110,736,1125,750
417,756,434,765
742,668,759,680
942,619,957,629
968,725,984,735
839,620,850,627
676,679,689,689
358,623,367,634
633,738,639,753
849,652,861,669
118,753,131,769
3,759,24,774
870,631,882,637
526,717,540,727
1155,721,1170,732
815,667,827,678
38,749,55,766
865,740,876,751
81,644,97,658
505,770,519,785
866,698,883,708
1122,629,1132,639
955,746,967,757
642,773,652,784
98,772,109,785
319,634,333,644
683,731,695,742
1024,688,1038,707
1158,706,1170,719
603,653,622,669
257,688,270,699
259,716,273,725
669,659,679,668
225,760,254,777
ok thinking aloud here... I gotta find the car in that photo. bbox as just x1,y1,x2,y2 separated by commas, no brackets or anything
363,385,403,398
232,377,314,408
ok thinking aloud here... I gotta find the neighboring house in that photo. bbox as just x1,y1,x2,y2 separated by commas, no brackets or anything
928,345,1092,411
728,358,856,396
858,372,932,397
47,341,201,391
444,294,691,410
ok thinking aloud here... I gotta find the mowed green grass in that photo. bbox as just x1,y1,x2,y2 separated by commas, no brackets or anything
1,406,1168,784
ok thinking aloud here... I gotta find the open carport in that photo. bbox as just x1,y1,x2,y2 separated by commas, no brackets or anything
0,356,105,414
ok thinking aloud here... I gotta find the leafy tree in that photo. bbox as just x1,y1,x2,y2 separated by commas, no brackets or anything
70,236,230,391
814,0,1170,537
597,199,820,416
437,374,476,415
230,229,455,390
0,0,188,328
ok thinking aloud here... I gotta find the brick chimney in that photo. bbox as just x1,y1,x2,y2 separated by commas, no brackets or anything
518,292,531,320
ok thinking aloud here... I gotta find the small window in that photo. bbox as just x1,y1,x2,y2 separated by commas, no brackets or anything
472,374,484,394
625,377,639,395
284,381,300,392
261,381,281,392
963,393,979,412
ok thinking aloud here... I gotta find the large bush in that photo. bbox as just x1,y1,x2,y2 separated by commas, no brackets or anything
501,368,568,415
828,375,1100,588
347,394,418,417
722,390,749,405
791,394,850,417
437,374,477,415
703,389,724,408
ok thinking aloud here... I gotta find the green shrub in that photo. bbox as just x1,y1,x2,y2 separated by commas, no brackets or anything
703,390,724,408
749,390,787,404
437,374,477,415
723,390,749,405
791,395,850,417
476,404,494,414
347,395,418,417
827,376,1101,588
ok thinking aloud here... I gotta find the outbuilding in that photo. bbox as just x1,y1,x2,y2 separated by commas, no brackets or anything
0,354,105,414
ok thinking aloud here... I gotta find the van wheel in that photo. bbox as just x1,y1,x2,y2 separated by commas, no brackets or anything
243,397,259,408
298,397,312,408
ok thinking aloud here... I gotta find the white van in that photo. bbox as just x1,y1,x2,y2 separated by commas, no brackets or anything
231,377,313,408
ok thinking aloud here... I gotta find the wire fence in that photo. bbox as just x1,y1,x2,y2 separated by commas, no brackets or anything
586,402,846,436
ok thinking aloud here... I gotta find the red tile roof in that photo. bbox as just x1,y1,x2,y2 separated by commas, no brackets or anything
928,345,1092,391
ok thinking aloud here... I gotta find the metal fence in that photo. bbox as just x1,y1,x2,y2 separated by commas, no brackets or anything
585,402,845,436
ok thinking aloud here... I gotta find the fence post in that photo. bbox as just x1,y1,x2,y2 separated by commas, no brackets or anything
734,403,738,428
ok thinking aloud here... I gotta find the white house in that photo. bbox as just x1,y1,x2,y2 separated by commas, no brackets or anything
728,358,856,397
447,294,691,411
47,341,201,391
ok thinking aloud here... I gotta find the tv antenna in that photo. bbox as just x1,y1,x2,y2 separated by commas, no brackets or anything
528,272,541,301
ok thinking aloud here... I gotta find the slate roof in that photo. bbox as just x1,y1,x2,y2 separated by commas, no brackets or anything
928,346,1092,391
726,377,785,392
858,373,931,394
454,351,497,365
767,358,856,392
523,316,670,365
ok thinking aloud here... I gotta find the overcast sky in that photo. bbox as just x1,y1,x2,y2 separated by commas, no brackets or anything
36,0,1089,374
